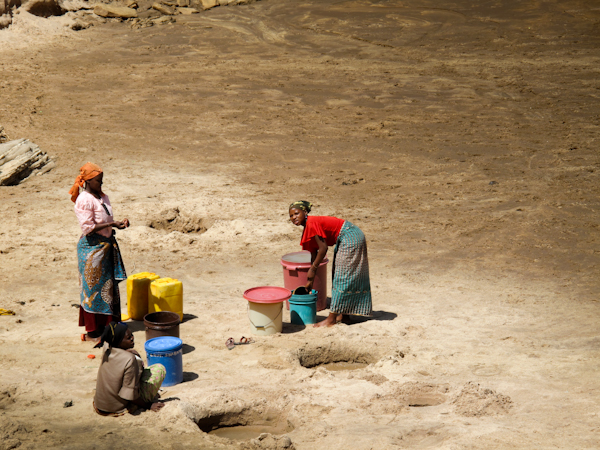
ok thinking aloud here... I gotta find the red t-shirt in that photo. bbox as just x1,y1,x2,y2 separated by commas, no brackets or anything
301,216,345,252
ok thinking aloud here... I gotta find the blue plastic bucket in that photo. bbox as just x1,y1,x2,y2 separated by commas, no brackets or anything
144,336,183,387
289,289,317,325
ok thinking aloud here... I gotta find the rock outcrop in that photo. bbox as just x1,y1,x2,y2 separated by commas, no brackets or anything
151,2,174,15
0,139,55,186
0,0,260,31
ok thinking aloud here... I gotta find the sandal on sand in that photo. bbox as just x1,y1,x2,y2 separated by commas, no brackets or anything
226,337,235,350
225,337,255,350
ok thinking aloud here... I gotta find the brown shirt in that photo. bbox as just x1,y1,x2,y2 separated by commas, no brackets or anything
94,346,140,413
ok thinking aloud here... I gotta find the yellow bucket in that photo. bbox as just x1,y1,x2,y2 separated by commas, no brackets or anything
149,277,183,321
126,272,161,321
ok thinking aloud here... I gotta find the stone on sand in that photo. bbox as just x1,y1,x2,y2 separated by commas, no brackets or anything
152,15,174,24
152,2,175,14
93,3,137,18
177,6,198,14
198,0,217,10
129,17,153,28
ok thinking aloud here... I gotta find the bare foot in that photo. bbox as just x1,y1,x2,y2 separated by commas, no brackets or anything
150,402,165,412
81,334,100,343
335,314,345,323
313,313,338,328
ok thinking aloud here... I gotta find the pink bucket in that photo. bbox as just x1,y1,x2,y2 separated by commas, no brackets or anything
281,251,328,311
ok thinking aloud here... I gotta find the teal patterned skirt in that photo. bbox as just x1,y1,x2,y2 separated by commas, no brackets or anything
330,221,372,316
77,233,126,316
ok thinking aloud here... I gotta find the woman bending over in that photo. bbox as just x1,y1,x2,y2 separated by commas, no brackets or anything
289,201,372,327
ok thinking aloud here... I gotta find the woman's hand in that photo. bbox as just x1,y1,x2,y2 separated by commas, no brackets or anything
113,218,130,230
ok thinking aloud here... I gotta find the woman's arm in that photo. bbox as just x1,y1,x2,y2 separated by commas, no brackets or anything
76,198,130,234
306,235,328,290
119,355,163,412
88,218,130,233
88,222,117,233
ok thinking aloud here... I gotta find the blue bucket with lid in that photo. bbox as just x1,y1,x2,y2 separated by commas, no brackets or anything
289,289,318,325
144,336,183,387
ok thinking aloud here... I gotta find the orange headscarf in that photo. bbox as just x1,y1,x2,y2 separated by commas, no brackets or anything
69,162,103,203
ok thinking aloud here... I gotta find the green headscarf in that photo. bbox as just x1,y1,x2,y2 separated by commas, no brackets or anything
289,201,313,213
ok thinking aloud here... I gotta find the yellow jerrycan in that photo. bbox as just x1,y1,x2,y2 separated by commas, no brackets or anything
148,277,183,321
126,272,161,321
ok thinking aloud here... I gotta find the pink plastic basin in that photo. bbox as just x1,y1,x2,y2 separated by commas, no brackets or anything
243,286,291,304
280,251,328,311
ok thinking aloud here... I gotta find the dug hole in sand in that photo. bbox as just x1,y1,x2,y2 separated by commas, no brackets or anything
1,0,600,449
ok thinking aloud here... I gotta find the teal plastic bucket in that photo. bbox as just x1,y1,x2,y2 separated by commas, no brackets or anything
289,289,317,325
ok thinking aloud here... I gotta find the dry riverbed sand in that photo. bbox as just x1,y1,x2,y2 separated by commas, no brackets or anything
1,0,600,449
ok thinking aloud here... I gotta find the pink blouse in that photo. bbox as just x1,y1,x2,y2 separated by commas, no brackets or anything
74,191,114,238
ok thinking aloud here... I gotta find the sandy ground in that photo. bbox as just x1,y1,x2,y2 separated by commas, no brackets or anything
1,0,600,448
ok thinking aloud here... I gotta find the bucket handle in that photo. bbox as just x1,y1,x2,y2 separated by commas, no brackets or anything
247,303,282,330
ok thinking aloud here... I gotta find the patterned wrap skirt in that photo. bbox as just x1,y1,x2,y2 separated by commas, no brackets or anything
140,364,167,403
77,232,126,317
330,221,372,316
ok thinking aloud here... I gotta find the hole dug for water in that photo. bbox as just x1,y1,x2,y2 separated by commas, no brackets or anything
197,408,294,442
25,0,66,17
399,382,448,408
368,382,448,415
296,343,378,371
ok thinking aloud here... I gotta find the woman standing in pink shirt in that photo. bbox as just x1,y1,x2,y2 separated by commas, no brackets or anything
69,163,130,343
